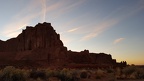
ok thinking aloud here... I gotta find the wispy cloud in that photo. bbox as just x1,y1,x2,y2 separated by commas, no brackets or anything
67,28,79,32
60,35,74,46
0,0,87,40
81,19,119,41
60,0,87,13
1,1,41,38
50,0,87,20
113,38,125,44
80,0,144,41
1,0,143,42
1,0,64,40
6,31,22,38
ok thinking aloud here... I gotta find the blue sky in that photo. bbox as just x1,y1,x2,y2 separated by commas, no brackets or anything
0,0,144,65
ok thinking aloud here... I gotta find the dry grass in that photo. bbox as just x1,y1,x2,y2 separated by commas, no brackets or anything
0,65,144,81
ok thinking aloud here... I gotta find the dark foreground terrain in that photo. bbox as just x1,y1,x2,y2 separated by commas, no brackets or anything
0,65,144,81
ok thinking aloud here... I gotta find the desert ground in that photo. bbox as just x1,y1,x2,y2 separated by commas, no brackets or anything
0,65,144,81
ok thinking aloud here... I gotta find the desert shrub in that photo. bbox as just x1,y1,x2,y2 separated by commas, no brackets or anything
0,66,26,81
30,69,46,80
21,69,30,79
57,73,66,81
46,68,75,81
53,70,61,77
45,69,54,78
122,65,136,77
46,68,73,81
115,67,122,79
122,65,144,79
80,71,87,78
70,69,79,81
29,69,37,79
58,68,72,81
115,67,121,76
94,69,106,79
108,73,116,81
129,72,137,79
135,67,144,79
96,69,105,77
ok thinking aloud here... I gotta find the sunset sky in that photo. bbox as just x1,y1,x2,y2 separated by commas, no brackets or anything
0,0,144,65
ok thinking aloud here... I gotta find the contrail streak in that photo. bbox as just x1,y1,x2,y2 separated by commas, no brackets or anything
41,0,46,22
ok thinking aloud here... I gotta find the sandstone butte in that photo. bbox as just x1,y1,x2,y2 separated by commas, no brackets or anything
0,22,127,68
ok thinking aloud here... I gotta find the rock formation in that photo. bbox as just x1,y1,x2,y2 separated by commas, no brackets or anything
0,22,127,68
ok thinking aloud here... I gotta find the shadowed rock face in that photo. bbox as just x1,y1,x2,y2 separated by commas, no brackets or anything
0,22,63,52
0,22,127,68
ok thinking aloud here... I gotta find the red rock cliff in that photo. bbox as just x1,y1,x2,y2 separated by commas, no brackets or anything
0,22,127,68
0,22,63,52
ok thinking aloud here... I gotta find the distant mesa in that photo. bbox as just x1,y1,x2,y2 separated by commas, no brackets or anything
0,22,127,68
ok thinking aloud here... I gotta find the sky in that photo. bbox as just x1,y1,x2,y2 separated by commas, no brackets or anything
0,0,144,65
